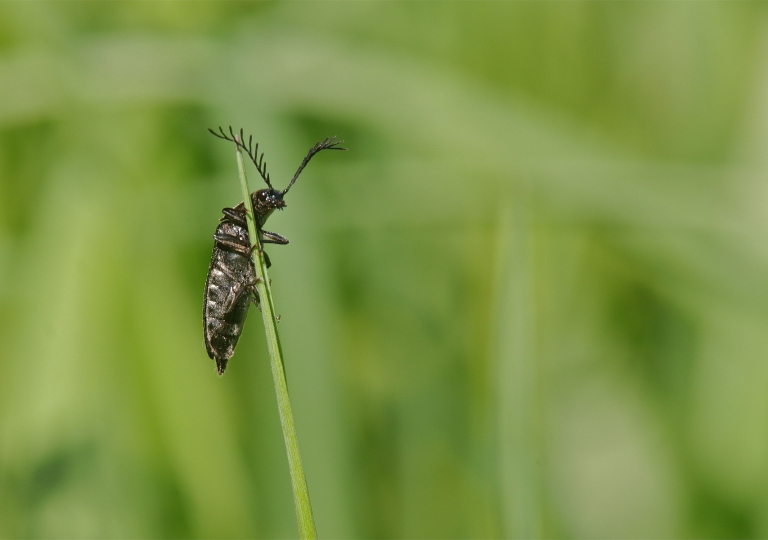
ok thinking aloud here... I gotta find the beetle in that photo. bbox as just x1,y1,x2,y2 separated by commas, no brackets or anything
204,127,345,374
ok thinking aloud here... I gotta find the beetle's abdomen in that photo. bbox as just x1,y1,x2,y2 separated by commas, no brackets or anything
203,221,255,374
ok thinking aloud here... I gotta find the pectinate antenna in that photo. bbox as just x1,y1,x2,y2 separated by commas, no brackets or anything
282,136,346,196
209,126,274,190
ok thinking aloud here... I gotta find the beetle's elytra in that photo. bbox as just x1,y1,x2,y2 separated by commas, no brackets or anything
203,127,345,375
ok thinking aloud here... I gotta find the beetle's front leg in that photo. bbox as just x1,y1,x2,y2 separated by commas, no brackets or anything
221,207,247,226
261,230,289,245
214,233,252,255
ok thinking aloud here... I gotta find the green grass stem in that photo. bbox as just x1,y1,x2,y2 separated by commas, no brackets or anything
234,137,317,540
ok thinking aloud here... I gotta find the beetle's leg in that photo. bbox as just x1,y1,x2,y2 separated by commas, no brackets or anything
214,233,251,255
246,244,272,268
212,259,240,281
211,257,255,313
250,292,262,312
221,207,247,226
261,230,289,245
220,272,260,313
220,279,246,312
249,290,260,305
249,278,262,311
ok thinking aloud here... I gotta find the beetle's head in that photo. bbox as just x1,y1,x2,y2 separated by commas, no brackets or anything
253,188,286,212
208,128,345,210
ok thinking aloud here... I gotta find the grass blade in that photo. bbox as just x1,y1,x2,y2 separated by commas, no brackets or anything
234,135,317,539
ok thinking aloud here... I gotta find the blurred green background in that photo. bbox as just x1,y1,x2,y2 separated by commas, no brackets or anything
1,1,768,538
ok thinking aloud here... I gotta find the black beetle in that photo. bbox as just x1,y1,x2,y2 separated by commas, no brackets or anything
203,127,345,374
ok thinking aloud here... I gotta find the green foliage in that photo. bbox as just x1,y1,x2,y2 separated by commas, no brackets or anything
1,2,767,538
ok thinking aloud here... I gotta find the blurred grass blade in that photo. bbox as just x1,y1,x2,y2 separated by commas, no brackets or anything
494,194,541,538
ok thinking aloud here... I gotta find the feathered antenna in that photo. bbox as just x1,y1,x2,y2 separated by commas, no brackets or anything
208,126,274,190
282,136,346,196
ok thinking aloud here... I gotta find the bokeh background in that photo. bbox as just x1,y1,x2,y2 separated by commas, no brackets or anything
1,1,768,538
